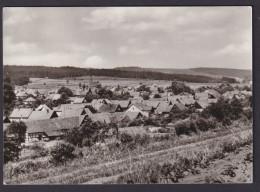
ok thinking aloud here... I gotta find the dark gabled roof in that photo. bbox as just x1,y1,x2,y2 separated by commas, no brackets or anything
28,110,57,121
97,104,121,113
9,108,34,119
26,115,86,134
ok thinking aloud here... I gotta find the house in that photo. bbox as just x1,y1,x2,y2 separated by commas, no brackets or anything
25,115,86,142
126,103,153,117
28,110,58,121
24,97,37,105
177,97,195,107
48,94,61,101
123,112,143,121
97,104,123,113
9,108,34,121
194,92,208,101
111,100,131,111
88,112,112,123
54,104,87,117
171,103,187,112
128,91,140,98
16,92,27,100
73,97,87,104
194,100,210,111
155,102,173,114
36,104,52,112
91,99,112,110
207,89,221,99
142,100,160,108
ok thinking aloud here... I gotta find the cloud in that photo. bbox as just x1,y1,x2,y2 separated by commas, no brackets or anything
214,41,251,56
118,46,128,55
3,8,37,26
84,55,105,68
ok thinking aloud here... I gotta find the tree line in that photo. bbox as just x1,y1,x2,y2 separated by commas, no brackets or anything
3,65,227,84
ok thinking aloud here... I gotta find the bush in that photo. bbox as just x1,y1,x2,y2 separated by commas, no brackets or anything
128,119,143,127
175,121,190,136
243,108,252,120
195,118,216,132
50,143,76,165
143,117,159,127
57,87,73,97
133,134,151,146
29,144,49,159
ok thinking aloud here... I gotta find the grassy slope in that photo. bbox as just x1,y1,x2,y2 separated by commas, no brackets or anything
4,121,252,184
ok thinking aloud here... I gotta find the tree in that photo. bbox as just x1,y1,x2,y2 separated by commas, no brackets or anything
79,82,82,88
170,80,193,95
58,87,73,97
4,130,21,164
7,121,27,144
3,81,16,115
56,93,70,104
142,93,150,100
50,143,76,165
153,94,161,98
229,96,243,120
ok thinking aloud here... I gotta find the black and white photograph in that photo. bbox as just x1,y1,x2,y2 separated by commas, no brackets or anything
3,7,253,184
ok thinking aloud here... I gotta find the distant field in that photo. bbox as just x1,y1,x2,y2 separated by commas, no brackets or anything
27,76,249,91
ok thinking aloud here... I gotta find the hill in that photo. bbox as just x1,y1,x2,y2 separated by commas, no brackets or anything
115,67,252,79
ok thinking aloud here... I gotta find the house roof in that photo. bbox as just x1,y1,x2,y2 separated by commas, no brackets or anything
16,92,27,97
142,100,160,108
73,97,85,104
111,112,125,122
36,104,52,111
112,100,130,108
173,103,187,111
124,112,143,121
26,115,86,134
54,103,87,111
24,97,37,102
177,97,195,105
59,108,86,118
28,110,57,121
9,108,34,119
130,103,153,111
156,102,172,113
195,100,209,109
207,89,221,98
195,92,208,100
97,103,121,113
88,113,111,123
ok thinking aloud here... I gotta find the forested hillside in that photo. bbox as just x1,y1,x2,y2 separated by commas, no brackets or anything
4,65,218,84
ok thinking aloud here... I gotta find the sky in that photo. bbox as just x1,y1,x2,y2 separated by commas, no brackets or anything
3,7,252,70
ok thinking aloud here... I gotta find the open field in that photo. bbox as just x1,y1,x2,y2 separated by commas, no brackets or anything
26,76,249,91
4,120,252,184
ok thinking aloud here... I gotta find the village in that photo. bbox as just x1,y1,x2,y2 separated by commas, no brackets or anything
3,76,252,144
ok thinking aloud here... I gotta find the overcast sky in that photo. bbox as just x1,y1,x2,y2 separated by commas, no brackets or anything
3,7,252,69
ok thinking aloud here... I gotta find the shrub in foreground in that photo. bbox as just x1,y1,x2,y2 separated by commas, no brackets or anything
50,143,76,165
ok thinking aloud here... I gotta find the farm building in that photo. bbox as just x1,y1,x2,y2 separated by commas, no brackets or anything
28,110,58,121
73,97,87,104
126,103,153,117
194,92,208,101
194,100,210,111
25,115,86,143
24,97,37,105
9,108,34,121
36,104,52,112
207,89,221,99
123,112,143,121
88,113,112,123
97,104,123,113
171,103,187,112
176,97,195,107
16,92,27,100
112,100,131,111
